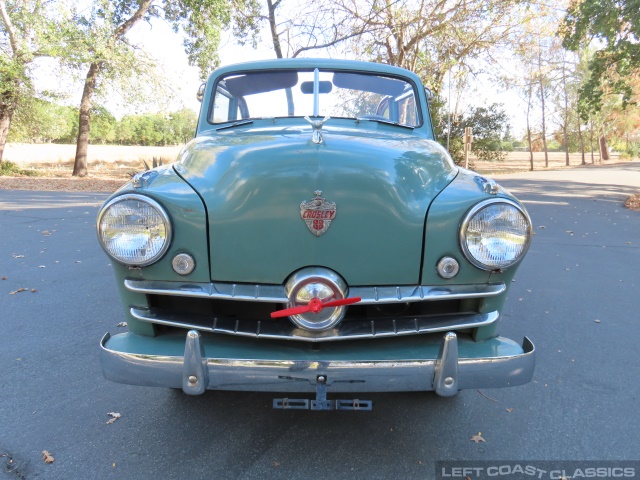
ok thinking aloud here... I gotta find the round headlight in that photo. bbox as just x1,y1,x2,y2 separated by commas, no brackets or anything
460,199,531,271
97,194,172,266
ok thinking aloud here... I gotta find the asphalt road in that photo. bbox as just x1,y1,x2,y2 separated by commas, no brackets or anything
1,162,639,480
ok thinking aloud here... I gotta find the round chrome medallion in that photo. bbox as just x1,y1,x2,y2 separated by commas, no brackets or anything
284,268,348,331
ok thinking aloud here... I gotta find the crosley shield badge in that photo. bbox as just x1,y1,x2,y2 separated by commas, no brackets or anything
300,190,336,237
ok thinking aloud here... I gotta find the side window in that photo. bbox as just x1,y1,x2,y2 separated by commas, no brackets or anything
397,95,418,127
211,88,241,123
376,97,391,120
212,91,230,123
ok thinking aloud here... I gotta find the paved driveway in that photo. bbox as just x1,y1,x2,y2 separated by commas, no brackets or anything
1,162,639,479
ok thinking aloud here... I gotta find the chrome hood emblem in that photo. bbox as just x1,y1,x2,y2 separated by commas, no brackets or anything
300,190,336,237
304,116,330,144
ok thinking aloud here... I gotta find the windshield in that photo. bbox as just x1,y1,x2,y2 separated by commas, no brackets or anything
209,69,421,127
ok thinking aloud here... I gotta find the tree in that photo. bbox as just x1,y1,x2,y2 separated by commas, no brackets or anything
333,0,528,95
8,98,76,143
0,0,75,162
169,108,197,144
232,0,366,60
438,103,511,165
71,0,240,177
562,0,640,114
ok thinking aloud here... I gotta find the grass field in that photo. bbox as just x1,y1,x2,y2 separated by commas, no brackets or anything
3,143,618,174
4,143,183,165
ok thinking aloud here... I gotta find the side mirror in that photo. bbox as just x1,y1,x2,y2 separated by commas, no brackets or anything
196,83,205,103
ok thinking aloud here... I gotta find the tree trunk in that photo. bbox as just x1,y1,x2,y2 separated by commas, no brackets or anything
526,86,534,171
266,0,283,59
72,0,151,177
0,107,15,164
537,48,548,168
599,135,609,161
562,122,569,166
539,76,549,168
73,61,103,177
0,83,18,163
562,67,569,166
589,120,595,164
577,121,585,165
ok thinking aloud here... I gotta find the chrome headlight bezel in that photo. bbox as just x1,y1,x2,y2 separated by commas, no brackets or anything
97,193,172,267
459,198,532,271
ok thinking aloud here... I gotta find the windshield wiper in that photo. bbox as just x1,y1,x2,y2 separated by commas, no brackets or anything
216,120,253,131
356,117,414,130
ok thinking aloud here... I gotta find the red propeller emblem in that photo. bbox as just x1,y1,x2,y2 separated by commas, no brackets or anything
270,297,361,318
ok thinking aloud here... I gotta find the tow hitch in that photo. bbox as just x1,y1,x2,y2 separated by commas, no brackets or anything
273,375,372,411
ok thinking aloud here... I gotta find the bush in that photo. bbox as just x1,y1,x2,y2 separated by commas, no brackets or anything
0,161,39,177
626,144,639,159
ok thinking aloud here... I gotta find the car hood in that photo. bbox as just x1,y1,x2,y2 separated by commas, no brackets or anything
174,126,456,285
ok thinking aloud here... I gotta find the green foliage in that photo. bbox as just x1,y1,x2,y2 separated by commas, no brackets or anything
1,0,81,161
117,109,196,146
7,97,196,146
0,160,39,176
626,143,640,159
436,103,511,164
562,0,640,116
8,98,77,143
89,105,117,144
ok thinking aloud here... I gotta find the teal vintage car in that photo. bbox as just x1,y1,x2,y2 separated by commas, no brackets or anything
97,58,534,410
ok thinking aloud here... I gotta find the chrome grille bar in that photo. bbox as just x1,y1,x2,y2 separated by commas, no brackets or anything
130,307,499,343
124,279,505,304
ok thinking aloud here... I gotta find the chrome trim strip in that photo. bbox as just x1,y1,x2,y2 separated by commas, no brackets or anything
129,307,499,342
100,331,535,394
124,279,506,304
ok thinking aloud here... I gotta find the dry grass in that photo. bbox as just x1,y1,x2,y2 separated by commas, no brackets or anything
0,145,632,195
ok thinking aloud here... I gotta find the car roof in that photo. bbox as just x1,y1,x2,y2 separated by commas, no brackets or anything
210,58,422,84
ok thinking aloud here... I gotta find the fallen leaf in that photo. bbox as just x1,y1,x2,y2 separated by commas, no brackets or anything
470,432,485,443
116,322,127,327
1,276,6,280
106,412,121,424
42,450,54,463
9,288,28,295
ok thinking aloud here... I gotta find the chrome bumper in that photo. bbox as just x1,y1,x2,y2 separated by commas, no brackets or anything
100,330,535,396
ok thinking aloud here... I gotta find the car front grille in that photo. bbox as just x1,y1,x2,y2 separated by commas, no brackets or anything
125,279,503,342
